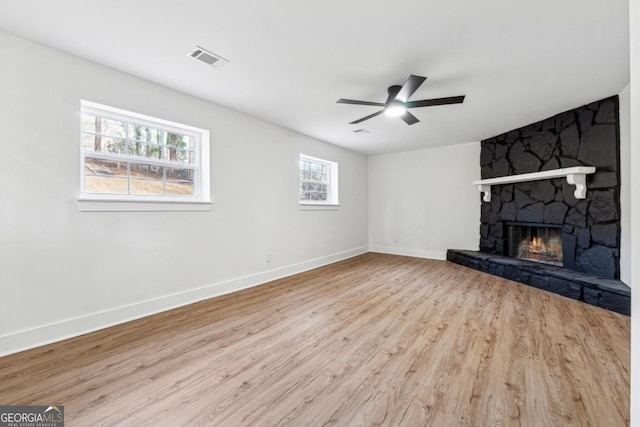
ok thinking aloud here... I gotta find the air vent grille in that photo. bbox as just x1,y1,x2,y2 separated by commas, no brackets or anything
187,46,229,68
352,128,370,134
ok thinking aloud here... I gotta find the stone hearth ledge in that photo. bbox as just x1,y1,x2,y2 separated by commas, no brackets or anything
446,249,630,315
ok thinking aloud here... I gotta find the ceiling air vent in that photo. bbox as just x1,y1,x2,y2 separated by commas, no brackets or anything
352,128,370,134
187,46,229,68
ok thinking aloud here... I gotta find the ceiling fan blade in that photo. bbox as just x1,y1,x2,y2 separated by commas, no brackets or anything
406,95,466,108
337,98,385,107
349,110,384,124
395,75,427,102
399,111,419,125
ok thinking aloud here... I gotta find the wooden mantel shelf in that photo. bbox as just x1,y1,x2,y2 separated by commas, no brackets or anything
473,166,596,202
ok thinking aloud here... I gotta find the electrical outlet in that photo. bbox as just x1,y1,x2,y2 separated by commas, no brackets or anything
266,253,271,263
393,236,399,243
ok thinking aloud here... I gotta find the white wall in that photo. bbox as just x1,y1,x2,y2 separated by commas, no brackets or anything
629,0,639,425
368,142,480,259
0,31,368,355
620,84,631,285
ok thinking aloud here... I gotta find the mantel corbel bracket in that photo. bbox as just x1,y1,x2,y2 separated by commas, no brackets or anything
473,167,596,203
478,184,492,202
566,173,587,199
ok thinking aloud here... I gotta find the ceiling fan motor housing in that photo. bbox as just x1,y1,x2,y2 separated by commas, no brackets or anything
386,85,402,104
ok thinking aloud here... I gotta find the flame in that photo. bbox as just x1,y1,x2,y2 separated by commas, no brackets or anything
529,236,545,254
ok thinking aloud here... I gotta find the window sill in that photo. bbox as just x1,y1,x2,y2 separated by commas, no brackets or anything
299,204,340,211
77,197,213,212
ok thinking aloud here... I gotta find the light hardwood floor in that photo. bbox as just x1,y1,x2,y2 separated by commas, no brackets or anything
0,253,630,426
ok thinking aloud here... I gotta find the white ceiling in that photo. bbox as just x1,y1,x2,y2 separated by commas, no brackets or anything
0,0,630,156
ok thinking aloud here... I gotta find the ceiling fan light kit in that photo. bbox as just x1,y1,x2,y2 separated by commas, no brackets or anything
337,75,465,125
384,100,407,117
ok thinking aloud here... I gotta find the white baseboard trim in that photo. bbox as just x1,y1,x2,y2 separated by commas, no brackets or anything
369,245,446,261
0,246,369,357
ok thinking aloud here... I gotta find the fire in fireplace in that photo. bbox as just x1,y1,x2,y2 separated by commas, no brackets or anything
506,223,563,266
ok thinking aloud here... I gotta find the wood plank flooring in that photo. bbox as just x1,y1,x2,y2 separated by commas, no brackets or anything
0,253,630,426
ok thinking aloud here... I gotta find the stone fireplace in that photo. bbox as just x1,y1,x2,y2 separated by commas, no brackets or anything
447,95,630,315
477,95,621,279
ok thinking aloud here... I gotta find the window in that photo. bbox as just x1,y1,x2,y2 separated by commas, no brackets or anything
299,154,338,207
78,101,211,211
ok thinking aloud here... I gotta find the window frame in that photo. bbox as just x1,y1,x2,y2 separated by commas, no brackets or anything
77,100,211,212
299,154,339,209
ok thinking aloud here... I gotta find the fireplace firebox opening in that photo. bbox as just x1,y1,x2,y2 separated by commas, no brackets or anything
506,223,563,266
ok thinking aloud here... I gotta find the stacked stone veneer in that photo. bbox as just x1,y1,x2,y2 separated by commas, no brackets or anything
480,96,620,279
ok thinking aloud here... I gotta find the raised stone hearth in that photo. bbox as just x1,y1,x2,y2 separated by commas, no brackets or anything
447,250,630,315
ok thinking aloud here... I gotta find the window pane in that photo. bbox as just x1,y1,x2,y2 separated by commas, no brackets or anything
166,167,194,183
164,147,194,164
102,118,125,137
128,125,160,144
181,135,194,150
83,135,126,154
85,176,128,194
131,179,164,195
130,162,163,180
83,116,125,138
82,114,124,137
300,181,328,201
82,133,100,152
166,182,195,196
167,132,195,150
104,138,125,155
127,141,162,160
82,114,99,134
166,132,188,148
84,157,127,177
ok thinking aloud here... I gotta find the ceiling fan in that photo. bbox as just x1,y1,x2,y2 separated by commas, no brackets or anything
337,75,465,125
